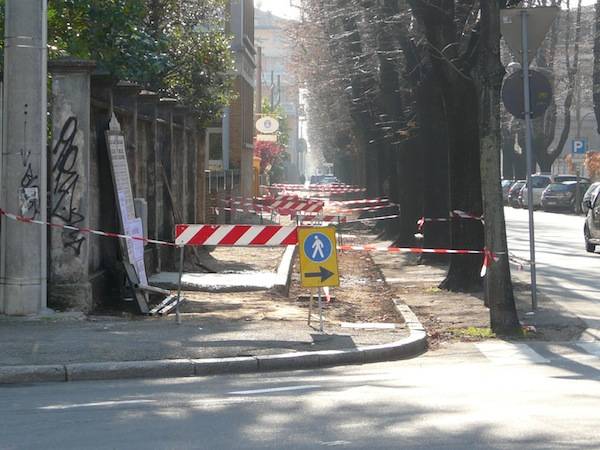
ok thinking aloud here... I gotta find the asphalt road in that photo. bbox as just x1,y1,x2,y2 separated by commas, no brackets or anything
505,207,600,339
1,342,598,450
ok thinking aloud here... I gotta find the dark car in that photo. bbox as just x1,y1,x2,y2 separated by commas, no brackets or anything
310,175,339,185
508,180,526,208
540,181,591,213
553,174,591,183
584,188,600,252
582,182,600,214
502,179,515,205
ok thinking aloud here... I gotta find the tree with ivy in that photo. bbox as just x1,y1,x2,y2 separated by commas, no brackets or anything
0,0,235,124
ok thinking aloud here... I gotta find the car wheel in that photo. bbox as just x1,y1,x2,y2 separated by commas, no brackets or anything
584,226,596,253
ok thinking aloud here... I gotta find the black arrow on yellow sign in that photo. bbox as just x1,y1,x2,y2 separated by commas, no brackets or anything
304,266,335,282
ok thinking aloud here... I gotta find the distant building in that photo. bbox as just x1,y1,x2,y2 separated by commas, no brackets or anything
207,0,256,197
255,9,302,181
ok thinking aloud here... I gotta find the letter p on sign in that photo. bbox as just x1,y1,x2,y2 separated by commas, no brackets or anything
572,139,587,154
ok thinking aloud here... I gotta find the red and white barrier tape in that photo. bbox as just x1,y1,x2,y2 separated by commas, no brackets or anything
344,214,400,224
336,203,399,214
417,210,484,232
339,244,499,277
0,208,176,247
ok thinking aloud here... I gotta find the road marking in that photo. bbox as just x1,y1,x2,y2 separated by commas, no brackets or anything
228,385,321,395
475,341,550,364
39,399,156,410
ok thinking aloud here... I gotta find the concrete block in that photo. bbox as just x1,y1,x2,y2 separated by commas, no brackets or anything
272,245,297,296
193,357,258,376
65,359,195,382
317,349,365,368
0,365,66,384
257,351,321,372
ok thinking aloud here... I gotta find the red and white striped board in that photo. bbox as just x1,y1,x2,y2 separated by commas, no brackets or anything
269,198,324,213
175,224,298,247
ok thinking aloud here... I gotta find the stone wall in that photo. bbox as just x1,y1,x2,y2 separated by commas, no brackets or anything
46,60,226,312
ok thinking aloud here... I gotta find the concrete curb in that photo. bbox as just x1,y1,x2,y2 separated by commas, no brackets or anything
272,245,297,296
0,298,427,385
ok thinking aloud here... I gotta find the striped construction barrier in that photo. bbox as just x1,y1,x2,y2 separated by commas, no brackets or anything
175,224,298,247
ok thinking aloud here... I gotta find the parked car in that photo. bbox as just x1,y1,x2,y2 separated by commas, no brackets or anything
540,180,591,212
519,174,552,208
502,179,515,205
508,180,526,208
553,174,591,183
310,175,339,185
584,187,600,252
581,182,600,214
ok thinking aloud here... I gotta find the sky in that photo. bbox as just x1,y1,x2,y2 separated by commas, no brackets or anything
254,0,300,20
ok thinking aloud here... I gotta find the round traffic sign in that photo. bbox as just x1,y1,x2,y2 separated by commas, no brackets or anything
256,116,279,134
502,69,553,119
303,232,332,263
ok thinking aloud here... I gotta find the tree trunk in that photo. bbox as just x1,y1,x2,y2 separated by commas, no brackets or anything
474,0,521,335
409,0,485,291
417,73,451,261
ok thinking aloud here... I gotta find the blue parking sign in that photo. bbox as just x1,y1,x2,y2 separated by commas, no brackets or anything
572,139,587,154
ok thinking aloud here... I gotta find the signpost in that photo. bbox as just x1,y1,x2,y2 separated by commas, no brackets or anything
298,226,340,332
501,7,558,312
572,139,587,155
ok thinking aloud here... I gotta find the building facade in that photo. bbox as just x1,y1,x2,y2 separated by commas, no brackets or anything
255,9,302,182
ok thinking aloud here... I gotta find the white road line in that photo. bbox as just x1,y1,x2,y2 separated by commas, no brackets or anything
475,341,550,364
228,385,321,395
39,399,156,410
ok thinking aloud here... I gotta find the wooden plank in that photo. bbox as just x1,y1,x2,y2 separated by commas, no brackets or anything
149,294,177,316
158,298,185,316
137,284,171,296
123,263,150,314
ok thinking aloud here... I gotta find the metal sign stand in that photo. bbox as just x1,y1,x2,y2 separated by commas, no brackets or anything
307,288,324,333
175,245,185,325
521,10,538,312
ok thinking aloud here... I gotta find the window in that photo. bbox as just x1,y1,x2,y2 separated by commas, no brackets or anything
206,128,224,170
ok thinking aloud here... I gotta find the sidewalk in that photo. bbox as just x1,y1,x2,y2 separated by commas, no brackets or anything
0,230,426,384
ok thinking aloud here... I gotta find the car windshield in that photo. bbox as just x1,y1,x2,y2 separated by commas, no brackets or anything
546,183,569,192
531,176,551,188
502,180,513,188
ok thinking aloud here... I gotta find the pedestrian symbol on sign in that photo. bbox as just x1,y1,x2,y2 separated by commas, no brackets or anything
304,232,332,263
311,235,324,259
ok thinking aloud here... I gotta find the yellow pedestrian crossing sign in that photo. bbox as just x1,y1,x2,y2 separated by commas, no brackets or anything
298,226,340,288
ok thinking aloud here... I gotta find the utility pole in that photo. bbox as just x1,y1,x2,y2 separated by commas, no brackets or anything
521,11,538,311
0,0,48,315
256,46,262,115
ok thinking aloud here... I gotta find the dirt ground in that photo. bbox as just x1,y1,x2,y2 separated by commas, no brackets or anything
182,249,404,327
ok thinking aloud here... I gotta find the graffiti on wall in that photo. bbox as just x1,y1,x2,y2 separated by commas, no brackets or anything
51,116,85,255
19,104,39,218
